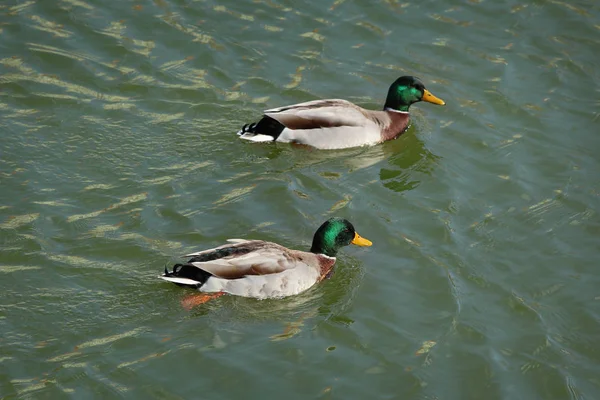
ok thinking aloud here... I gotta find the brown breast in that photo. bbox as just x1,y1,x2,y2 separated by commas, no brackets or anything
380,111,410,142
317,255,337,282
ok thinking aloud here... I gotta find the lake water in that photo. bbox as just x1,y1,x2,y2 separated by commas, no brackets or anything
1,0,599,398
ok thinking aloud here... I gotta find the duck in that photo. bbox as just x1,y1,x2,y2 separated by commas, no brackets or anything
237,75,445,150
160,218,372,306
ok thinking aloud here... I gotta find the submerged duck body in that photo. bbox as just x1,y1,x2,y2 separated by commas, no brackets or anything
161,218,372,300
237,76,445,150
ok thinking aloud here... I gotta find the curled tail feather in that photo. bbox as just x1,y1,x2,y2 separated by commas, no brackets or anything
161,263,211,288
237,116,285,142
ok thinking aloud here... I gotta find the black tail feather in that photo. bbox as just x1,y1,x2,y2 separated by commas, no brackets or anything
238,116,285,140
163,263,212,288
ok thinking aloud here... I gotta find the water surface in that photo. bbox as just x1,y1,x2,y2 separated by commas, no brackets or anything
1,0,600,398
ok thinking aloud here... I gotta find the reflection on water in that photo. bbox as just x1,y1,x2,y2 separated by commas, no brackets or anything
379,125,441,193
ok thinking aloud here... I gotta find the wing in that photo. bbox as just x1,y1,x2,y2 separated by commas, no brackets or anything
182,241,298,279
182,239,253,258
265,99,370,130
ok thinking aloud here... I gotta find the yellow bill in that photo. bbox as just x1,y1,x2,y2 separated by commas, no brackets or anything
351,232,372,247
422,89,445,105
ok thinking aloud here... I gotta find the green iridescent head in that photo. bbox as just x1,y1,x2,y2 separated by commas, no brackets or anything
310,218,372,257
384,76,445,112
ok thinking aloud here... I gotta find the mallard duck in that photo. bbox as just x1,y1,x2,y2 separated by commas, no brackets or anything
237,75,445,150
161,218,372,305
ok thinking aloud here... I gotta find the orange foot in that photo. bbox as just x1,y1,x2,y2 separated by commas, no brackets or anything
181,292,225,310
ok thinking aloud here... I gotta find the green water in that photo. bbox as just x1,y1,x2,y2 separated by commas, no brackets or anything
1,0,599,398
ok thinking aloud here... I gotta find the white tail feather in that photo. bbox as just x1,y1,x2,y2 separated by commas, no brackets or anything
238,133,275,143
160,276,201,285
